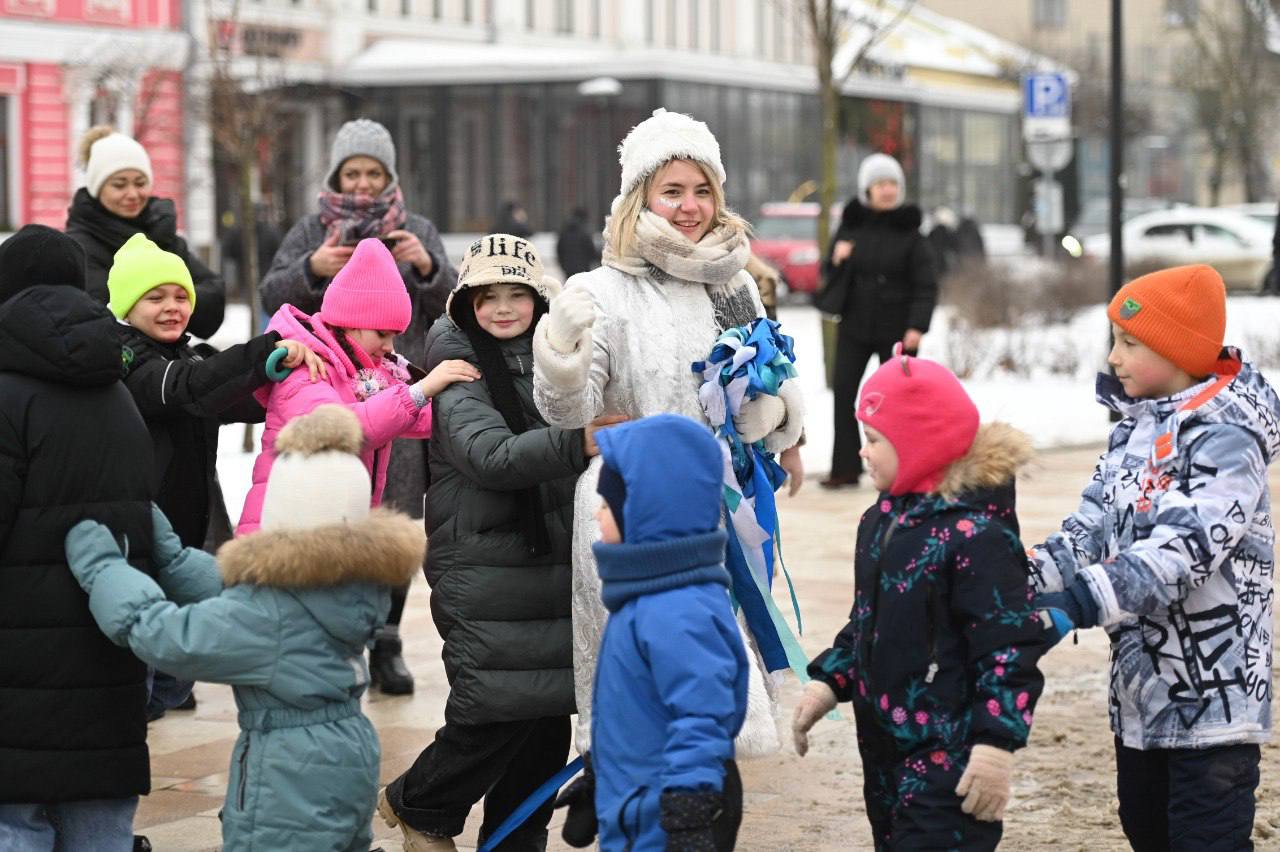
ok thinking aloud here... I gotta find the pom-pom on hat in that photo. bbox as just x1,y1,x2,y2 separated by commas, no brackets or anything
857,153,906,202
857,348,979,496
260,405,371,531
1107,263,1226,378
82,128,153,199
326,118,398,192
0,224,87,305
617,108,726,200
107,233,196,319
319,238,412,333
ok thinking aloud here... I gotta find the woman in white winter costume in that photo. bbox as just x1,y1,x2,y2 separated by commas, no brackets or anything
533,109,806,764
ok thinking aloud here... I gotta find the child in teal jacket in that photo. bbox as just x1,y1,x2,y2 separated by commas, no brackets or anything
63,405,426,852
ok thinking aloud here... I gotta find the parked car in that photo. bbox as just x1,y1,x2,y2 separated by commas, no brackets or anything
1082,207,1273,291
1061,196,1184,257
1222,202,1277,233
749,202,828,295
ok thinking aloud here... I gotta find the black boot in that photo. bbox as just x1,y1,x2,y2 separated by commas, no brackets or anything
370,633,414,695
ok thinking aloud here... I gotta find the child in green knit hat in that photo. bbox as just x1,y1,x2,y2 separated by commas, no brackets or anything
108,232,325,719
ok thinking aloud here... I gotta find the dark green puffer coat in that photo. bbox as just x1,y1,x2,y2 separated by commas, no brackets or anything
423,310,587,725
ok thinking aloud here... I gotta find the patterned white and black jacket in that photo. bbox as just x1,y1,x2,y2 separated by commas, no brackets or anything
1032,352,1280,750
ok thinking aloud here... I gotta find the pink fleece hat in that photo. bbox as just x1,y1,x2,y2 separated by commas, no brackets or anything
319,238,412,332
856,350,979,496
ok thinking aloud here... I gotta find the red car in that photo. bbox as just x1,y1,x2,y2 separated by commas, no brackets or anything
748,202,825,294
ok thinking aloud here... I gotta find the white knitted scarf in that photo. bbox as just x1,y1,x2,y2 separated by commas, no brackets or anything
603,209,750,287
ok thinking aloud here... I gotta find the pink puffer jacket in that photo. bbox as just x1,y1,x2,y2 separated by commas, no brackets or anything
235,304,432,535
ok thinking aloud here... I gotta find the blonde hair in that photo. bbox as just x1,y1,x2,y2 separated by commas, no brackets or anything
78,125,115,168
607,158,749,258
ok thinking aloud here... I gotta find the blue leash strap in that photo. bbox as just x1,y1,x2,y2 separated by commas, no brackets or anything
477,756,584,852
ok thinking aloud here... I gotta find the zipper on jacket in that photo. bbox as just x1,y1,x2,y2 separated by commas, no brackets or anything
236,735,251,809
864,515,899,677
924,583,939,684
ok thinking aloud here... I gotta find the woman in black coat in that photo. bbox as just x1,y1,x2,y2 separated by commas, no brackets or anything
65,126,226,339
815,153,938,488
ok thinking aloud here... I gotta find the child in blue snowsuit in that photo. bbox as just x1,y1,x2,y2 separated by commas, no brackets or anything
63,405,426,852
1033,264,1280,852
589,414,748,852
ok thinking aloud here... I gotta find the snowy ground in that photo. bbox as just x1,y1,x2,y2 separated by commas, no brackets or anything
210,292,1280,518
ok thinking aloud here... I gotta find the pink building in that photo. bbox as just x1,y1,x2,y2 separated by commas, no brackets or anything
0,1,190,231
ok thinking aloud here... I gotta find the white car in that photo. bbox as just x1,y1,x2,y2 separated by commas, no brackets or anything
1082,207,1273,291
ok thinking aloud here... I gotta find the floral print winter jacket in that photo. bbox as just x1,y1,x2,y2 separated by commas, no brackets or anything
1031,353,1280,750
808,424,1054,755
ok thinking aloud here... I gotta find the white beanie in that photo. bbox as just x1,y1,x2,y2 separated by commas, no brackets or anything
260,405,371,532
617,108,726,199
85,133,153,198
857,153,905,202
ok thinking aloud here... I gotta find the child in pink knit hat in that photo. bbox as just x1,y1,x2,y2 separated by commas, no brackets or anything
793,348,1058,850
237,238,479,534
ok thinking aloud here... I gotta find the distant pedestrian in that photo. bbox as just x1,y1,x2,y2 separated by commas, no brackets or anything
495,200,534,238
261,118,458,694
220,203,282,302
64,406,427,852
0,225,155,850
556,207,601,277
66,126,226,338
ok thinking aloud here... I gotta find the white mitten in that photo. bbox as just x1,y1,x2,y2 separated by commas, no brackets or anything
546,288,596,354
734,394,786,444
791,680,838,757
955,744,1013,822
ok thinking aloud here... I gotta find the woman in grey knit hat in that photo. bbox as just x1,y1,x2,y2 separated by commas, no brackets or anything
260,118,458,695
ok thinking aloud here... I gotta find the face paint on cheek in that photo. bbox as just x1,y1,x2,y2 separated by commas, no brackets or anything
653,196,681,209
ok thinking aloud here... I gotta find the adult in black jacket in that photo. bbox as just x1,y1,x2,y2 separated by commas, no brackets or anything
65,126,226,339
816,153,937,487
382,237,595,851
555,207,601,277
0,226,154,843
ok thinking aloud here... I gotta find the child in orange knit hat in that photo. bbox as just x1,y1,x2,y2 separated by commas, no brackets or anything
1031,264,1280,850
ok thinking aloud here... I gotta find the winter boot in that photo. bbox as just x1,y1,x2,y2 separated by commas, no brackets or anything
377,788,457,852
370,627,415,695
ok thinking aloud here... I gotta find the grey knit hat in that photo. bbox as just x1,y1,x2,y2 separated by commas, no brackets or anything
326,119,398,192
856,153,905,204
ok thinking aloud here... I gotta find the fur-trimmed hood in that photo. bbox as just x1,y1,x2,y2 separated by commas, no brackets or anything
840,198,923,232
936,422,1034,501
217,508,425,588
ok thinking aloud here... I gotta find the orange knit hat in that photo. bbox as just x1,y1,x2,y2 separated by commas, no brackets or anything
1107,264,1226,377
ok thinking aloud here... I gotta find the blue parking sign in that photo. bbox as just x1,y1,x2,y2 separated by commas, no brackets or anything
1024,73,1069,119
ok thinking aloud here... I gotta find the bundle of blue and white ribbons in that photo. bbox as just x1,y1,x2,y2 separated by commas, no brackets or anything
692,318,809,677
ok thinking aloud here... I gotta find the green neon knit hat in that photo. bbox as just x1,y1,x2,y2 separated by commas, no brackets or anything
107,233,196,319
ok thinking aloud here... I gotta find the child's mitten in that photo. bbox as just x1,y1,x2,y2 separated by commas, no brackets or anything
545,287,596,355
791,680,838,757
1035,581,1099,631
659,789,723,852
64,520,124,596
553,751,597,848
955,744,1012,822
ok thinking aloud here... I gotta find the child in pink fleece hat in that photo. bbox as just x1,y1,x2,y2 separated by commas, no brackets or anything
793,348,1059,850
237,238,479,534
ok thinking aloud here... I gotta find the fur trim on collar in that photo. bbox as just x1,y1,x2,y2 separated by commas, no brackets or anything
936,422,1033,500
840,199,923,232
217,508,426,588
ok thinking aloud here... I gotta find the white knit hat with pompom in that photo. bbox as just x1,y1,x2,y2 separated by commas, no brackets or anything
260,405,371,531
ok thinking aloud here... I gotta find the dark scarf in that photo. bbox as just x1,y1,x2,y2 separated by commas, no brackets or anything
317,185,408,245
456,293,552,557
67,188,181,252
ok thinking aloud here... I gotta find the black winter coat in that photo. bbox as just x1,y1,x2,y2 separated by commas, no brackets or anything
120,325,274,549
556,217,600,278
65,188,227,339
817,200,937,344
423,316,587,725
0,285,155,802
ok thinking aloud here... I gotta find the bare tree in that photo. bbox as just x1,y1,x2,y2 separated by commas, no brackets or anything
790,0,915,253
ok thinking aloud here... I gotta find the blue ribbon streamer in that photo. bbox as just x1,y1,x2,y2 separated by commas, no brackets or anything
477,756,585,852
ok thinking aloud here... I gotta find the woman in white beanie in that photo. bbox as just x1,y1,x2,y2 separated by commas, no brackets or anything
532,108,805,846
65,126,227,339
261,117,457,696
813,151,938,489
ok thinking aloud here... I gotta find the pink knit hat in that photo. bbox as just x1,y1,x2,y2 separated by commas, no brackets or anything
856,350,979,496
319,238,412,332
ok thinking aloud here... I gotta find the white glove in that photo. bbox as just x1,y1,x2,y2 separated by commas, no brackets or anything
734,394,786,444
955,744,1013,822
546,287,596,355
791,681,837,757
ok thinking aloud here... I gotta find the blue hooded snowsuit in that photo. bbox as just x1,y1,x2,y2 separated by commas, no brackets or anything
590,414,749,852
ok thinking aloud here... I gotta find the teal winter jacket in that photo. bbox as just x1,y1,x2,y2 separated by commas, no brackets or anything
64,505,426,852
